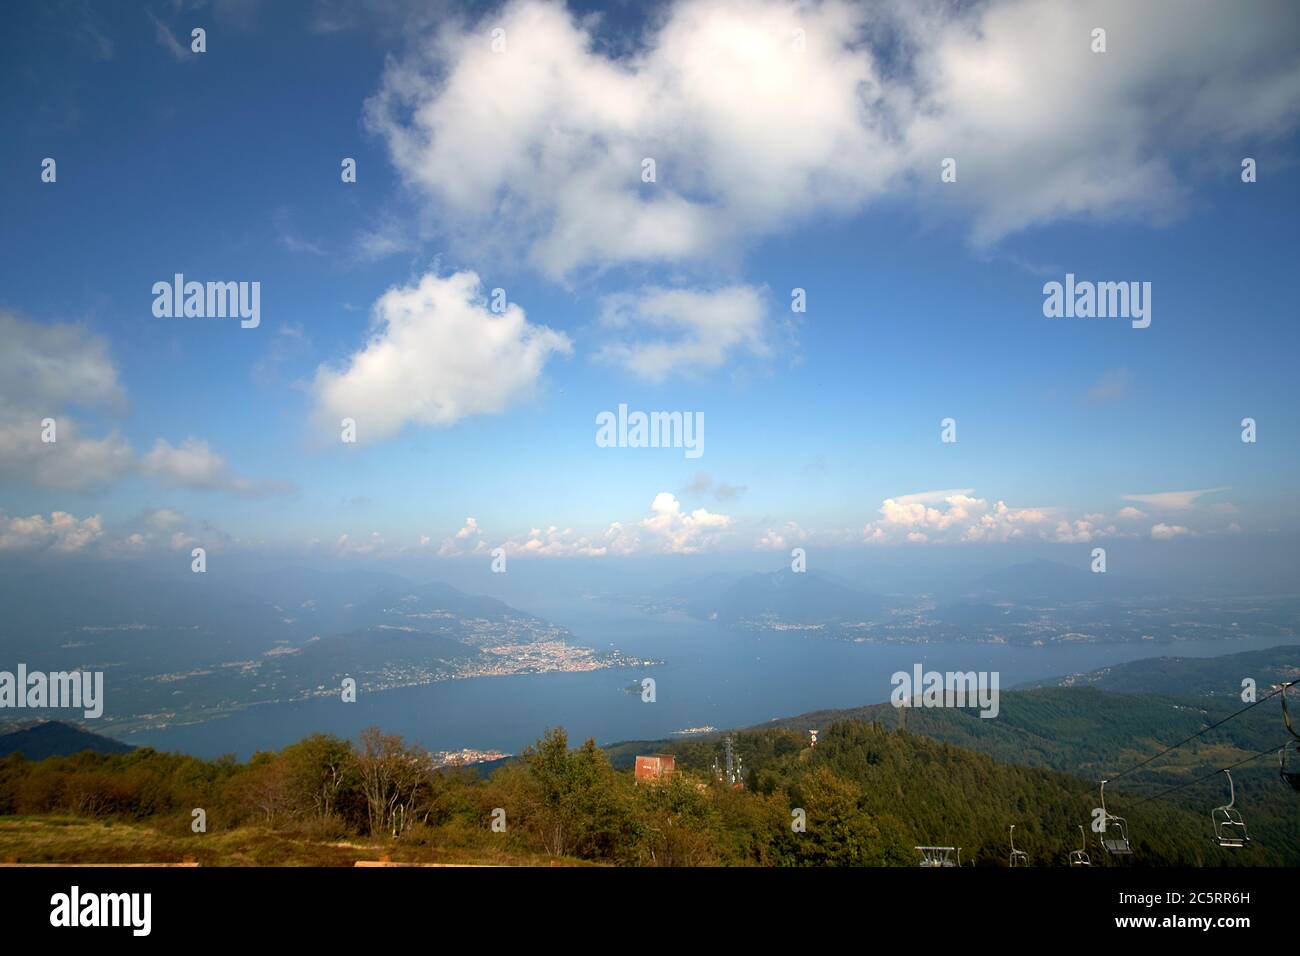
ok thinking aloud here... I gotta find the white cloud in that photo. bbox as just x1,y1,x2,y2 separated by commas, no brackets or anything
434,493,733,558
504,526,612,558
0,507,240,558
364,0,1300,276
438,516,489,556
636,492,733,554
1051,518,1110,544
891,489,977,506
0,417,136,491
596,285,769,381
364,0,901,279
862,489,1128,544
434,520,611,558
332,532,388,557
758,520,810,550
169,530,198,551
1151,522,1191,540
0,511,104,554
900,0,1300,243
0,312,123,410
143,507,187,531
353,222,416,262
105,509,203,555
142,438,295,497
312,271,571,442
0,311,293,497
1116,506,1146,520
1122,488,1228,511
0,311,134,490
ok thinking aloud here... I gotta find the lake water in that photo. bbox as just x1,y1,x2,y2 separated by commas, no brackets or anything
121,603,1286,759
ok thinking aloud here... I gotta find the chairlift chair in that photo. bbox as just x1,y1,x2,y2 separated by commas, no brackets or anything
1008,825,1029,867
1098,780,1133,855
1281,746,1300,792
1281,681,1300,792
1211,770,1250,848
1068,825,1091,867
915,846,958,868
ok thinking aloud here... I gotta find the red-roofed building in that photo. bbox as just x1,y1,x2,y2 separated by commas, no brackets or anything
635,754,676,782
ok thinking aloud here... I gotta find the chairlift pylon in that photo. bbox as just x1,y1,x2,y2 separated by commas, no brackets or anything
1068,824,1091,867
1211,769,1250,848
1280,681,1300,792
1008,824,1029,867
1098,779,1133,856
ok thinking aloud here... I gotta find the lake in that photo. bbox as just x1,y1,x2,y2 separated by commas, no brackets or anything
121,602,1286,759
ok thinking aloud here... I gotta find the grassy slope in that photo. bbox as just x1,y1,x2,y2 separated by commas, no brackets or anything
0,816,591,867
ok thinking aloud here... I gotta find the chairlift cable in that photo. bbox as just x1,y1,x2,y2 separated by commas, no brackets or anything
1107,682,1290,782
1128,741,1289,808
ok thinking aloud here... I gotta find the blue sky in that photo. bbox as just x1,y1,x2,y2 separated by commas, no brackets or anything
1,0,1298,563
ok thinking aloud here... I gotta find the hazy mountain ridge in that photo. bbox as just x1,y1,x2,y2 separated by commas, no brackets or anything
0,720,132,760
653,560,1297,646
970,558,1158,602
668,568,887,630
1022,644,1300,695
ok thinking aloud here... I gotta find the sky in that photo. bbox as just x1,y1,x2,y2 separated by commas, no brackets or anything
1,0,1298,568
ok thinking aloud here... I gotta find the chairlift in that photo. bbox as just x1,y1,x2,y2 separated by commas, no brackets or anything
1211,769,1250,848
1098,780,1133,855
1281,747,1300,792
1280,681,1300,792
1008,825,1029,867
1068,824,1091,867
915,846,959,868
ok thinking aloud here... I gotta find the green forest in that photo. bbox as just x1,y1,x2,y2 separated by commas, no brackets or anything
2,691,1295,866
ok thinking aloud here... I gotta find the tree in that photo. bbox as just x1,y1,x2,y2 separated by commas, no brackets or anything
230,752,291,825
280,733,359,822
355,727,433,837
519,728,635,860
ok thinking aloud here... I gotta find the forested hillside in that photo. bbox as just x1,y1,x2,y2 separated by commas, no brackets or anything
605,678,1300,862
1,715,1289,866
